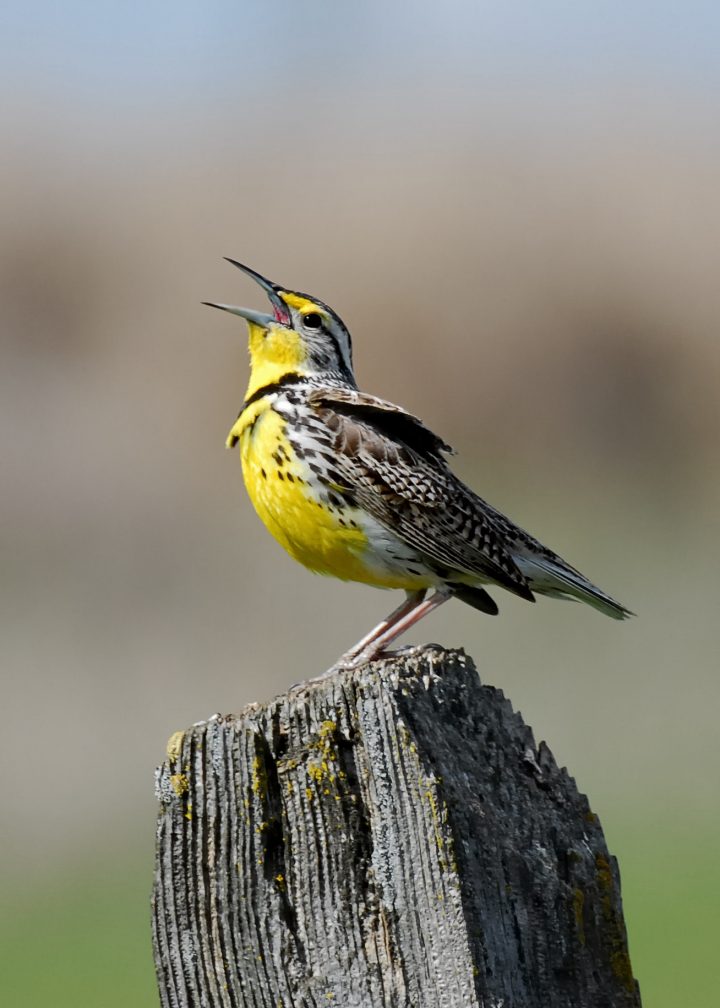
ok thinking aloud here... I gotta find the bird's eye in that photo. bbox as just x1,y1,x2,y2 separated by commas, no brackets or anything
303,312,322,330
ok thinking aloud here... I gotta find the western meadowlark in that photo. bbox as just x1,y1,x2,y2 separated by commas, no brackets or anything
205,260,631,675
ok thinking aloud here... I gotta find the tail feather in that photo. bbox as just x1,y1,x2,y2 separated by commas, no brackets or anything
516,556,634,620
450,583,500,616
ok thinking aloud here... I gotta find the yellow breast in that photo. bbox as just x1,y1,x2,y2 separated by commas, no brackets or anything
230,400,377,583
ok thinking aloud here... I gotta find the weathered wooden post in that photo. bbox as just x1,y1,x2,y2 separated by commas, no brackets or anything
152,647,640,1007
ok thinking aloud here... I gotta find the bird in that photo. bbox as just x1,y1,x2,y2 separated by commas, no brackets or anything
204,260,632,676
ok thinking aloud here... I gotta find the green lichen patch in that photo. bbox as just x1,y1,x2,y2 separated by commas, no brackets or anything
595,855,635,992
572,888,586,946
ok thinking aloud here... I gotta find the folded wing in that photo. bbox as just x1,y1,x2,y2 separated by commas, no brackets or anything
308,388,535,602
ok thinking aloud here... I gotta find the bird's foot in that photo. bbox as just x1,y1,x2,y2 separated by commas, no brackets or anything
288,643,443,691
288,656,357,691
377,643,430,660
346,640,444,666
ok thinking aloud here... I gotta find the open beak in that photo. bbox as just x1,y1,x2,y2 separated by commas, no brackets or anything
202,259,292,327
201,302,275,327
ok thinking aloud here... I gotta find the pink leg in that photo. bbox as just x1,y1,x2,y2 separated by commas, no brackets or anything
297,590,428,687
339,589,426,663
350,587,452,666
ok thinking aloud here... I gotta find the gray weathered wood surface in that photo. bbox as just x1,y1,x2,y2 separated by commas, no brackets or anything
152,646,641,1007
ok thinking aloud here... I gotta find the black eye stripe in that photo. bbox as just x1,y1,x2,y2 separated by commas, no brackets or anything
327,330,344,361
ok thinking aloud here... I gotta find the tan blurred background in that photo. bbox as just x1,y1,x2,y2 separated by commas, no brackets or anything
2,3,719,1005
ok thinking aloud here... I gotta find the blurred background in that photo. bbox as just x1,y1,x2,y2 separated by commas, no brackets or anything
2,2,718,1004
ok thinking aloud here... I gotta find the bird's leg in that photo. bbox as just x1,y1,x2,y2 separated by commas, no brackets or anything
332,588,447,673
292,588,451,689
337,589,427,665
349,587,452,667
292,591,428,688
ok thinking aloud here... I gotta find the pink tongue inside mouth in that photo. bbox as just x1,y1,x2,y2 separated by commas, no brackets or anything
273,305,291,325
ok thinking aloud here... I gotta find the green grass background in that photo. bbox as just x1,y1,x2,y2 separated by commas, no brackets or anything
2,812,717,1006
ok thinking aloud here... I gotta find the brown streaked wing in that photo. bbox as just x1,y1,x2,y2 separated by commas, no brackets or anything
307,387,455,457
309,391,534,602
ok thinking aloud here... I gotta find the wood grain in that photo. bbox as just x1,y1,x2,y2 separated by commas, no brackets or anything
152,647,641,1007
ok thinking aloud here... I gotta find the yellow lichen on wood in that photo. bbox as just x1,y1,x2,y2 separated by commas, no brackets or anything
304,719,348,797
170,773,189,797
420,776,458,874
595,855,635,991
252,754,268,798
166,730,185,763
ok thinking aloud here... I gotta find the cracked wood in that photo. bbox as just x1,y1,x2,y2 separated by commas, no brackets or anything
152,647,641,1008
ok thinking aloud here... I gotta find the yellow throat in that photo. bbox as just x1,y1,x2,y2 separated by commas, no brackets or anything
243,319,308,402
